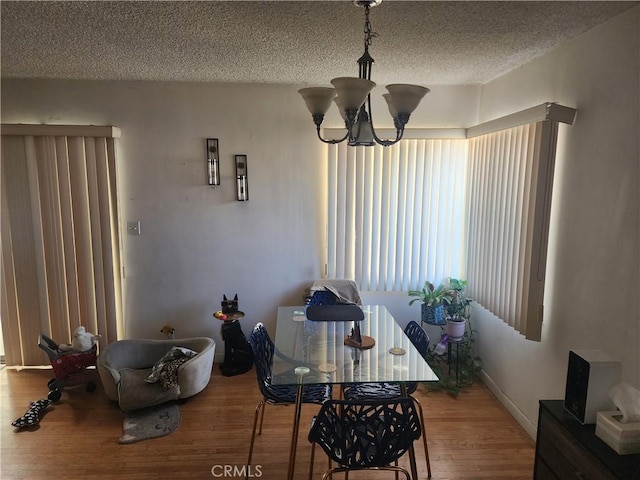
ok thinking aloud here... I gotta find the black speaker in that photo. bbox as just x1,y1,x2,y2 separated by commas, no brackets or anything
564,350,621,424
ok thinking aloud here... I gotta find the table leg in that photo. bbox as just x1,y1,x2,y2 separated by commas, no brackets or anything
400,382,419,480
287,383,304,480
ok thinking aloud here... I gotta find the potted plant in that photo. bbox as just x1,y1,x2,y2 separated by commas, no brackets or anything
408,280,452,325
442,278,472,340
421,278,480,396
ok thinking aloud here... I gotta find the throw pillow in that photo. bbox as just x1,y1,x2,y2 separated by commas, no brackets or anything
158,356,190,390
118,368,181,412
145,346,197,384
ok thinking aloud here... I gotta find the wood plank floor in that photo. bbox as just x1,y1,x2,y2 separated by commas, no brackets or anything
1,365,535,480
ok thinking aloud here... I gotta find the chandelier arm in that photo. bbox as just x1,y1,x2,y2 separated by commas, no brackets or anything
371,127,403,147
316,126,350,145
311,113,351,144
366,95,404,147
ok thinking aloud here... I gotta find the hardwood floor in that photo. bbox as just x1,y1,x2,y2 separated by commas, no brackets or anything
1,366,535,479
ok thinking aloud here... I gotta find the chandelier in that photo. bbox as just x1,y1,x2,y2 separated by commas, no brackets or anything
299,0,429,147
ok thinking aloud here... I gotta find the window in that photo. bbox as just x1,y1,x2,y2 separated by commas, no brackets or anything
326,103,576,341
327,137,468,292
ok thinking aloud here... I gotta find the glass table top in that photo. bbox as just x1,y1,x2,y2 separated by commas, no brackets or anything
271,305,439,386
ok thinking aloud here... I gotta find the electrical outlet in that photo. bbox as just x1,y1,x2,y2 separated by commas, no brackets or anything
127,221,141,235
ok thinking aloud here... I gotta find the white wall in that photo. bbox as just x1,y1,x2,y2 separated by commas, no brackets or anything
0,79,478,362
474,6,640,435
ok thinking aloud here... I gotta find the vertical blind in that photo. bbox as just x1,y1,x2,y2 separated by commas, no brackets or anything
326,103,575,341
327,138,468,292
465,119,562,341
1,125,122,365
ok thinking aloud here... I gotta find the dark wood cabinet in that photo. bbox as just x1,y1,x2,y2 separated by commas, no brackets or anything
534,400,640,480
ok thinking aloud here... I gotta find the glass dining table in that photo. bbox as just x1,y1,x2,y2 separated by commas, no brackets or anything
272,305,439,480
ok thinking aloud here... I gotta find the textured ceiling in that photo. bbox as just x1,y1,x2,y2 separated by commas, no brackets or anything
1,1,636,86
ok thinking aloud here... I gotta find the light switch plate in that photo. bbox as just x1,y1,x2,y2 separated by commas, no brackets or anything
127,221,141,235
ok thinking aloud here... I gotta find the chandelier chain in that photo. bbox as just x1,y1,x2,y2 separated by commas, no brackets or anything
363,5,378,50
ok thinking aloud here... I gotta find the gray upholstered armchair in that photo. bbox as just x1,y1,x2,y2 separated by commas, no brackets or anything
97,337,215,410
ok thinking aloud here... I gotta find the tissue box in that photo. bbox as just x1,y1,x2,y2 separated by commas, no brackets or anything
595,411,640,455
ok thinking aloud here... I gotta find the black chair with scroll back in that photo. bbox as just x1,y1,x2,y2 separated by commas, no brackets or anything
308,397,422,480
341,320,433,478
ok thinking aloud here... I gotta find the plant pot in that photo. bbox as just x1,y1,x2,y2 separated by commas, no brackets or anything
421,303,445,325
446,318,467,340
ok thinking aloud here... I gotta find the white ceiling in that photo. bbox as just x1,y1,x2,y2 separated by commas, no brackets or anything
1,1,636,86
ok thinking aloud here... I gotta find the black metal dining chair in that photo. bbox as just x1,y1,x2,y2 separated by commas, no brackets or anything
246,323,332,469
308,397,422,480
341,320,432,478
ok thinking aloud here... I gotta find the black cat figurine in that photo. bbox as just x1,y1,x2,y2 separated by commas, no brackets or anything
220,320,253,377
219,293,252,376
221,294,239,314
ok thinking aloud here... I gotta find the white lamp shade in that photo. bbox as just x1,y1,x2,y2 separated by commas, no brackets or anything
298,87,336,115
333,97,347,121
386,84,430,114
382,93,398,119
331,77,376,111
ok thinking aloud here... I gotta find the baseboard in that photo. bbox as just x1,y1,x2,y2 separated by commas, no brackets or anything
479,370,537,440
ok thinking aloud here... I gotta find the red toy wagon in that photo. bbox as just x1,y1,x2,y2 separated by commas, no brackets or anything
38,334,98,401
